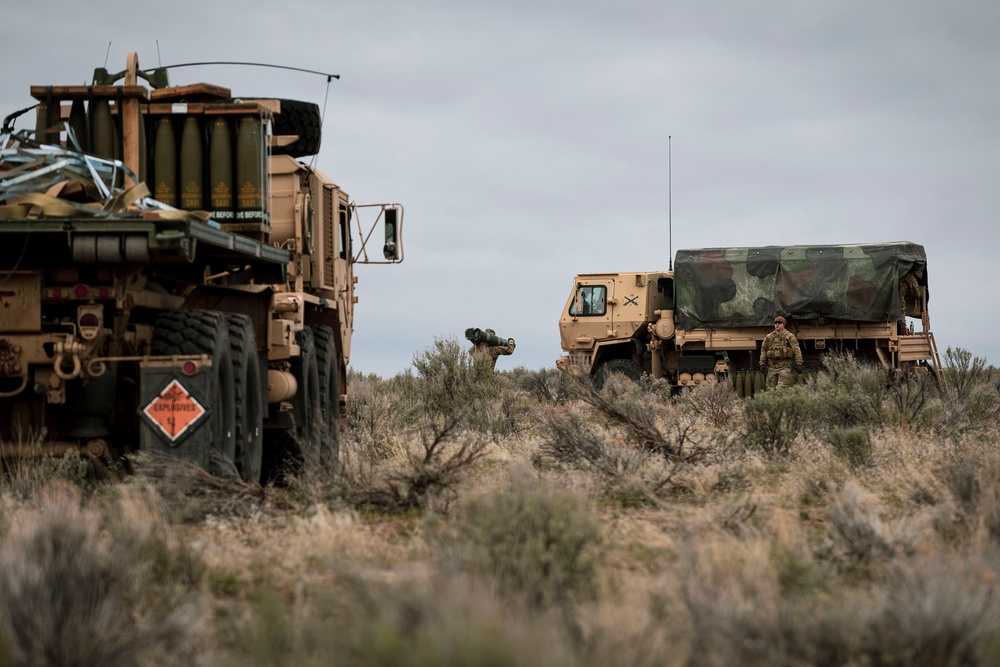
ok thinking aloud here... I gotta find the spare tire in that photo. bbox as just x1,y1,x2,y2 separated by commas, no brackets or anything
259,98,322,158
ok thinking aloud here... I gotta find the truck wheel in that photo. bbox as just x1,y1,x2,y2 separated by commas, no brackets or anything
151,310,237,478
595,359,643,390
311,325,341,470
260,327,321,483
242,98,322,157
293,327,323,451
226,314,264,484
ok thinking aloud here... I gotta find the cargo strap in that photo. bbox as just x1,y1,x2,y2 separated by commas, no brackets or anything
0,182,212,223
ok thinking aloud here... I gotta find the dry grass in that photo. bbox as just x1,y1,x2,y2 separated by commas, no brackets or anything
2,344,1000,665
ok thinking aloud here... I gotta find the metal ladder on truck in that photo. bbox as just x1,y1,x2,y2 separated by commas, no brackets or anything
896,332,944,387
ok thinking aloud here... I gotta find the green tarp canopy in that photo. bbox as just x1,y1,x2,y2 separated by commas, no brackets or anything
673,242,927,329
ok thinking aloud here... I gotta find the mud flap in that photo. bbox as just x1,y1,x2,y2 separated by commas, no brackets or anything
137,359,216,470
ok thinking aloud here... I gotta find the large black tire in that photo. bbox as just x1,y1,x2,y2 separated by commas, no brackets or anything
594,359,644,390
151,310,237,477
241,98,321,158
292,327,323,448
311,325,341,470
226,314,264,484
261,327,321,483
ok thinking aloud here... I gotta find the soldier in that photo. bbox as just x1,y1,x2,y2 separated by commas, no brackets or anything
898,268,922,333
469,328,516,373
760,316,803,389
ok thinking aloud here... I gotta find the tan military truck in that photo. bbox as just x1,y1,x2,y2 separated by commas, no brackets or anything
557,243,941,394
0,52,403,481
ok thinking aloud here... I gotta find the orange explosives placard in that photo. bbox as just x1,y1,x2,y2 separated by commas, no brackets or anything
143,379,207,441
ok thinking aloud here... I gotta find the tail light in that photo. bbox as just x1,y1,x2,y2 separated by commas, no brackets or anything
77,305,103,340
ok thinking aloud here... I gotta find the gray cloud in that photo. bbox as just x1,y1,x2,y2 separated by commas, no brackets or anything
3,0,997,375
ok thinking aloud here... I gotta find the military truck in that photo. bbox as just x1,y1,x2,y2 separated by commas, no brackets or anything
0,52,403,481
557,242,942,394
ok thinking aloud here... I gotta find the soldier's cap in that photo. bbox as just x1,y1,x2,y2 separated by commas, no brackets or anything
773,316,786,324
486,328,495,335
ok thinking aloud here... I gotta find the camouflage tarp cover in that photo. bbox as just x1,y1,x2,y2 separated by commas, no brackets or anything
674,242,927,328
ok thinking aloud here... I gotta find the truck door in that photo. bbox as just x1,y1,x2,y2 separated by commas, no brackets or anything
567,279,615,343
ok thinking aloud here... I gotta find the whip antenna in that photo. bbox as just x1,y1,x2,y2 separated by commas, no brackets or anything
668,135,673,272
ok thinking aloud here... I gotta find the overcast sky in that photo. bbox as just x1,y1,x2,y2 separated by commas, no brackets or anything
5,1,999,376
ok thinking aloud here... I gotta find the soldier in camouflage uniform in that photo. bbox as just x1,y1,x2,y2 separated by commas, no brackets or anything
760,316,803,389
898,268,922,332
470,328,516,373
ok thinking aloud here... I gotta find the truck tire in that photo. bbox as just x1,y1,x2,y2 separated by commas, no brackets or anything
226,314,264,484
242,98,322,158
595,359,643,390
261,327,322,482
151,310,237,478
295,327,323,449
311,325,340,470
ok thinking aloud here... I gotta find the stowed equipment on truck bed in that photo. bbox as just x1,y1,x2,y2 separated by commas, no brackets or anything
0,52,404,482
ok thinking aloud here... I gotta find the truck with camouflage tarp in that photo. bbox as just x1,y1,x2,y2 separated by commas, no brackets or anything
0,52,403,481
557,242,942,394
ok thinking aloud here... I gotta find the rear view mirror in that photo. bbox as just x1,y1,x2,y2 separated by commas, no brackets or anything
383,207,400,260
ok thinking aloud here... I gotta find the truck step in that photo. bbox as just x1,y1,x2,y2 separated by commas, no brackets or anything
896,333,944,385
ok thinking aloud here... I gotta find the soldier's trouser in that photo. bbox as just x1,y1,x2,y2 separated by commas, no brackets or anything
766,367,793,389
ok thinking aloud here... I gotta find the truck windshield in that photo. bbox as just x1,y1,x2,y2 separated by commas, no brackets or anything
569,285,607,316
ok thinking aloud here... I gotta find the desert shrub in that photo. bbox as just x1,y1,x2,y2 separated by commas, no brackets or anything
943,347,995,400
713,464,753,494
820,482,916,577
677,380,741,428
811,352,891,429
928,348,1000,436
935,453,1000,544
537,409,610,468
508,366,574,405
824,427,873,468
410,337,494,425
436,480,602,609
0,450,97,500
536,402,694,506
809,352,938,431
0,483,204,667
858,555,1000,667
679,534,805,665
339,416,490,514
345,370,402,461
741,384,819,456
679,536,1000,667
411,336,529,439
580,375,700,460
934,384,1000,436
129,451,263,523
337,338,505,513
225,575,582,667
476,372,526,440
939,457,982,515
886,370,937,428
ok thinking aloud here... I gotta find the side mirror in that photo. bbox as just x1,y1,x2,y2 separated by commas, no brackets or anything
383,206,400,260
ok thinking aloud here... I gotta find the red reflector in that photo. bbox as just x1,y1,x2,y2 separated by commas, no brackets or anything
79,313,100,328
74,284,89,299
99,288,109,298
52,288,62,298
182,361,199,375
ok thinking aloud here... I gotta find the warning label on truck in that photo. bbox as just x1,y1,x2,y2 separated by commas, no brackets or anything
142,379,207,442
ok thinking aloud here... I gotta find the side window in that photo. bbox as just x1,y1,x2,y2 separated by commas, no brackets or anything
339,204,350,260
656,277,674,310
569,285,607,317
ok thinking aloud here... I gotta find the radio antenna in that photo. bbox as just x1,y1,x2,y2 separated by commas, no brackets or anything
668,135,673,272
